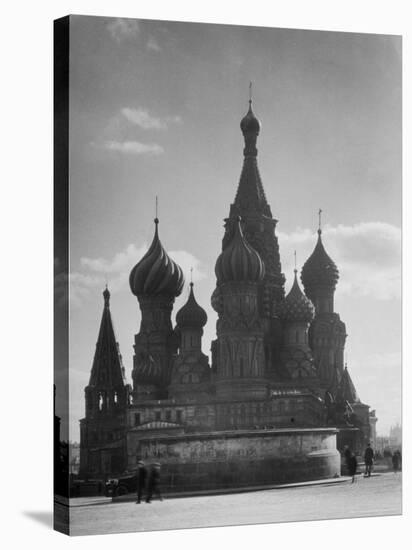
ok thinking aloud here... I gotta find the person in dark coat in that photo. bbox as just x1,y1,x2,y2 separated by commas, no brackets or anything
146,463,163,503
364,443,374,477
343,446,351,472
135,460,147,504
348,452,357,483
392,450,401,473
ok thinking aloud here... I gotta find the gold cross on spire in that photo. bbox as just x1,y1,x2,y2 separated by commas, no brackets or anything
249,81,253,104
318,208,323,231
294,250,297,271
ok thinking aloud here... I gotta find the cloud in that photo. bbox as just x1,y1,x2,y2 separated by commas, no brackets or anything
121,107,182,130
55,271,104,308
92,108,182,156
278,222,401,300
81,243,147,274
147,36,161,52
107,18,140,43
103,140,164,155
67,244,206,307
168,250,206,283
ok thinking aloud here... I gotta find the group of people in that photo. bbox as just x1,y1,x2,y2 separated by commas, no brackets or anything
344,443,375,483
135,460,163,504
344,443,402,483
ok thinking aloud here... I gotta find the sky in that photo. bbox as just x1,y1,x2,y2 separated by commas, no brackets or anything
58,15,401,441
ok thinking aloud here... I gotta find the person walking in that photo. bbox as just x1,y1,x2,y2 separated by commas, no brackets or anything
392,450,401,474
135,460,147,504
343,446,352,475
348,452,358,483
364,443,374,477
146,463,163,503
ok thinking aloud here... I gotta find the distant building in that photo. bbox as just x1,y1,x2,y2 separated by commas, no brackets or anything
389,423,402,449
79,100,375,489
69,442,81,476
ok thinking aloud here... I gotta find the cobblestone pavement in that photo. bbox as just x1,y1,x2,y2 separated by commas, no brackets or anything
69,473,402,536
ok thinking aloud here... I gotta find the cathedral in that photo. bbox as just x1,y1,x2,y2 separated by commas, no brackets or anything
79,99,374,489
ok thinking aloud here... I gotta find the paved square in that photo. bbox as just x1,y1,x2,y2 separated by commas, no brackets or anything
68,473,402,536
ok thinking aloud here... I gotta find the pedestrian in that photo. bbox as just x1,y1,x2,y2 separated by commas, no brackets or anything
348,452,357,483
364,442,374,477
146,463,163,503
135,460,147,504
392,450,400,474
343,446,351,475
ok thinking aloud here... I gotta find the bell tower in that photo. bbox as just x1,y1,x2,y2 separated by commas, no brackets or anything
301,215,347,390
129,218,184,400
80,287,130,477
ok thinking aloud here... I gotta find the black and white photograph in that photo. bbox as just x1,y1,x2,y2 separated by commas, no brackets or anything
50,10,403,539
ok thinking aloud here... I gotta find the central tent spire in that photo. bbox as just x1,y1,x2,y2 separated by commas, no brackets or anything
234,87,269,215
220,89,285,320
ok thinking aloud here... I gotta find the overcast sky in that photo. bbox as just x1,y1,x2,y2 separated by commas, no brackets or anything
61,15,401,441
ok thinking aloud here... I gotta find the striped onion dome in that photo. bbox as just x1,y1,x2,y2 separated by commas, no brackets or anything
215,216,264,284
278,270,315,323
129,218,184,298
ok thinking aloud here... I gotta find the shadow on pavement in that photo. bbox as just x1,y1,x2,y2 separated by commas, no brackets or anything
23,511,53,529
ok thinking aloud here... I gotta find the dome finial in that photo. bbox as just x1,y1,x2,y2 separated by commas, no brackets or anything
190,266,194,287
154,195,159,225
249,81,253,106
103,284,110,308
294,250,297,275
318,208,323,235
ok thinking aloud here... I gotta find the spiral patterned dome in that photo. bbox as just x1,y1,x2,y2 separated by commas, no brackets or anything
176,283,208,329
240,100,261,135
278,270,315,323
211,286,223,314
129,219,184,297
301,229,339,292
215,217,265,284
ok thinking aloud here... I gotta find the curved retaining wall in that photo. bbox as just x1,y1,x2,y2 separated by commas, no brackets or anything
133,427,341,493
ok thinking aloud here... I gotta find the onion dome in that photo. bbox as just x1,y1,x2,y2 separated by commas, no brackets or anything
211,286,223,314
240,99,261,135
278,270,315,323
129,218,184,298
301,229,339,291
176,282,208,329
215,216,265,284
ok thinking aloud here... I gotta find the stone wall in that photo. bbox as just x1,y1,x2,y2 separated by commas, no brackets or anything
130,427,340,492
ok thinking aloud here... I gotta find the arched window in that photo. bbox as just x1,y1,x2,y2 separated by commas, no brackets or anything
114,391,118,404
98,393,103,411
